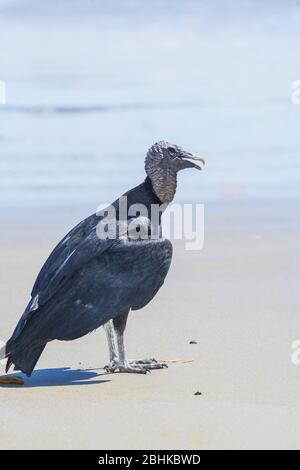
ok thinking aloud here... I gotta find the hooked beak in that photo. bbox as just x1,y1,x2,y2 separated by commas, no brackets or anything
181,152,206,171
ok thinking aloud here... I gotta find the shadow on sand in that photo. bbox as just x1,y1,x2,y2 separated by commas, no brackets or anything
0,367,110,388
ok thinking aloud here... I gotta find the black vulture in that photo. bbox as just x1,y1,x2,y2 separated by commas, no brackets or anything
2,141,205,375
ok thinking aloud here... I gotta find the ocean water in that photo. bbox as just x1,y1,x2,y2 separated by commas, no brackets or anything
0,0,300,210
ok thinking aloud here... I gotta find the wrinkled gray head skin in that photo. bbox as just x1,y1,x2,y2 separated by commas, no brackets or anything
145,141,205,203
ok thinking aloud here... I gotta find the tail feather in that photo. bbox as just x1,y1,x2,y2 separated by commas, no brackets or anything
4,298,48,376
5,344,46,376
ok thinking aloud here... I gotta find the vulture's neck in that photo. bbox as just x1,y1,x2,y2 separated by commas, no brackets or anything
147,169,177,204
125,177,164,209
114,177,172,223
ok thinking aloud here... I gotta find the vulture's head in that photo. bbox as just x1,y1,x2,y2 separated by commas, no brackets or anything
145,141,205,203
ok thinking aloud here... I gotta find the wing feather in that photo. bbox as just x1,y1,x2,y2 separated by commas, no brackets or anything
31,213,98,298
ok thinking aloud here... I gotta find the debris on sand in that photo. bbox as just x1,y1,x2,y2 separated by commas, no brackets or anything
189,340,198,344
194,391,202,396
157,358,195,364
0,376,24,386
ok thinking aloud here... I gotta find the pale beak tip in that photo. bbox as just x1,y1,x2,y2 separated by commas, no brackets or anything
198,156,206,167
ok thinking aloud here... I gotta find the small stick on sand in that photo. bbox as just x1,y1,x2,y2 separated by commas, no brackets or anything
157,358,195,364
0,376,24,385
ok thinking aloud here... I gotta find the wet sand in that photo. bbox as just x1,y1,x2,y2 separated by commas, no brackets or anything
0,200,299,449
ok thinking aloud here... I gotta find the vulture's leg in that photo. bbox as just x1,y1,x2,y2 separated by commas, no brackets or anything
103,320,119,372
109,312,148,374
104,312,167,373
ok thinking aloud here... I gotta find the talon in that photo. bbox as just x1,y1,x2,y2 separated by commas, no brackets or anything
128,358,168,370
104,357,168,374
104,360,119,373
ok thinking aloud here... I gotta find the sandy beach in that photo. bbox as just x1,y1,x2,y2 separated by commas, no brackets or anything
0,200,299,450
0,0,299,453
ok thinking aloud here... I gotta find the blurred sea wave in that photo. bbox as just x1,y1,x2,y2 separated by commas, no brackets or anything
0,0,300,209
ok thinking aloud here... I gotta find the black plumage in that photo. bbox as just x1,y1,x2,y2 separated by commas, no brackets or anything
4,141,205,376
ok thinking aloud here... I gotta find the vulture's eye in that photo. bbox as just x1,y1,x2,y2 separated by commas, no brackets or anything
168,147,176,156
